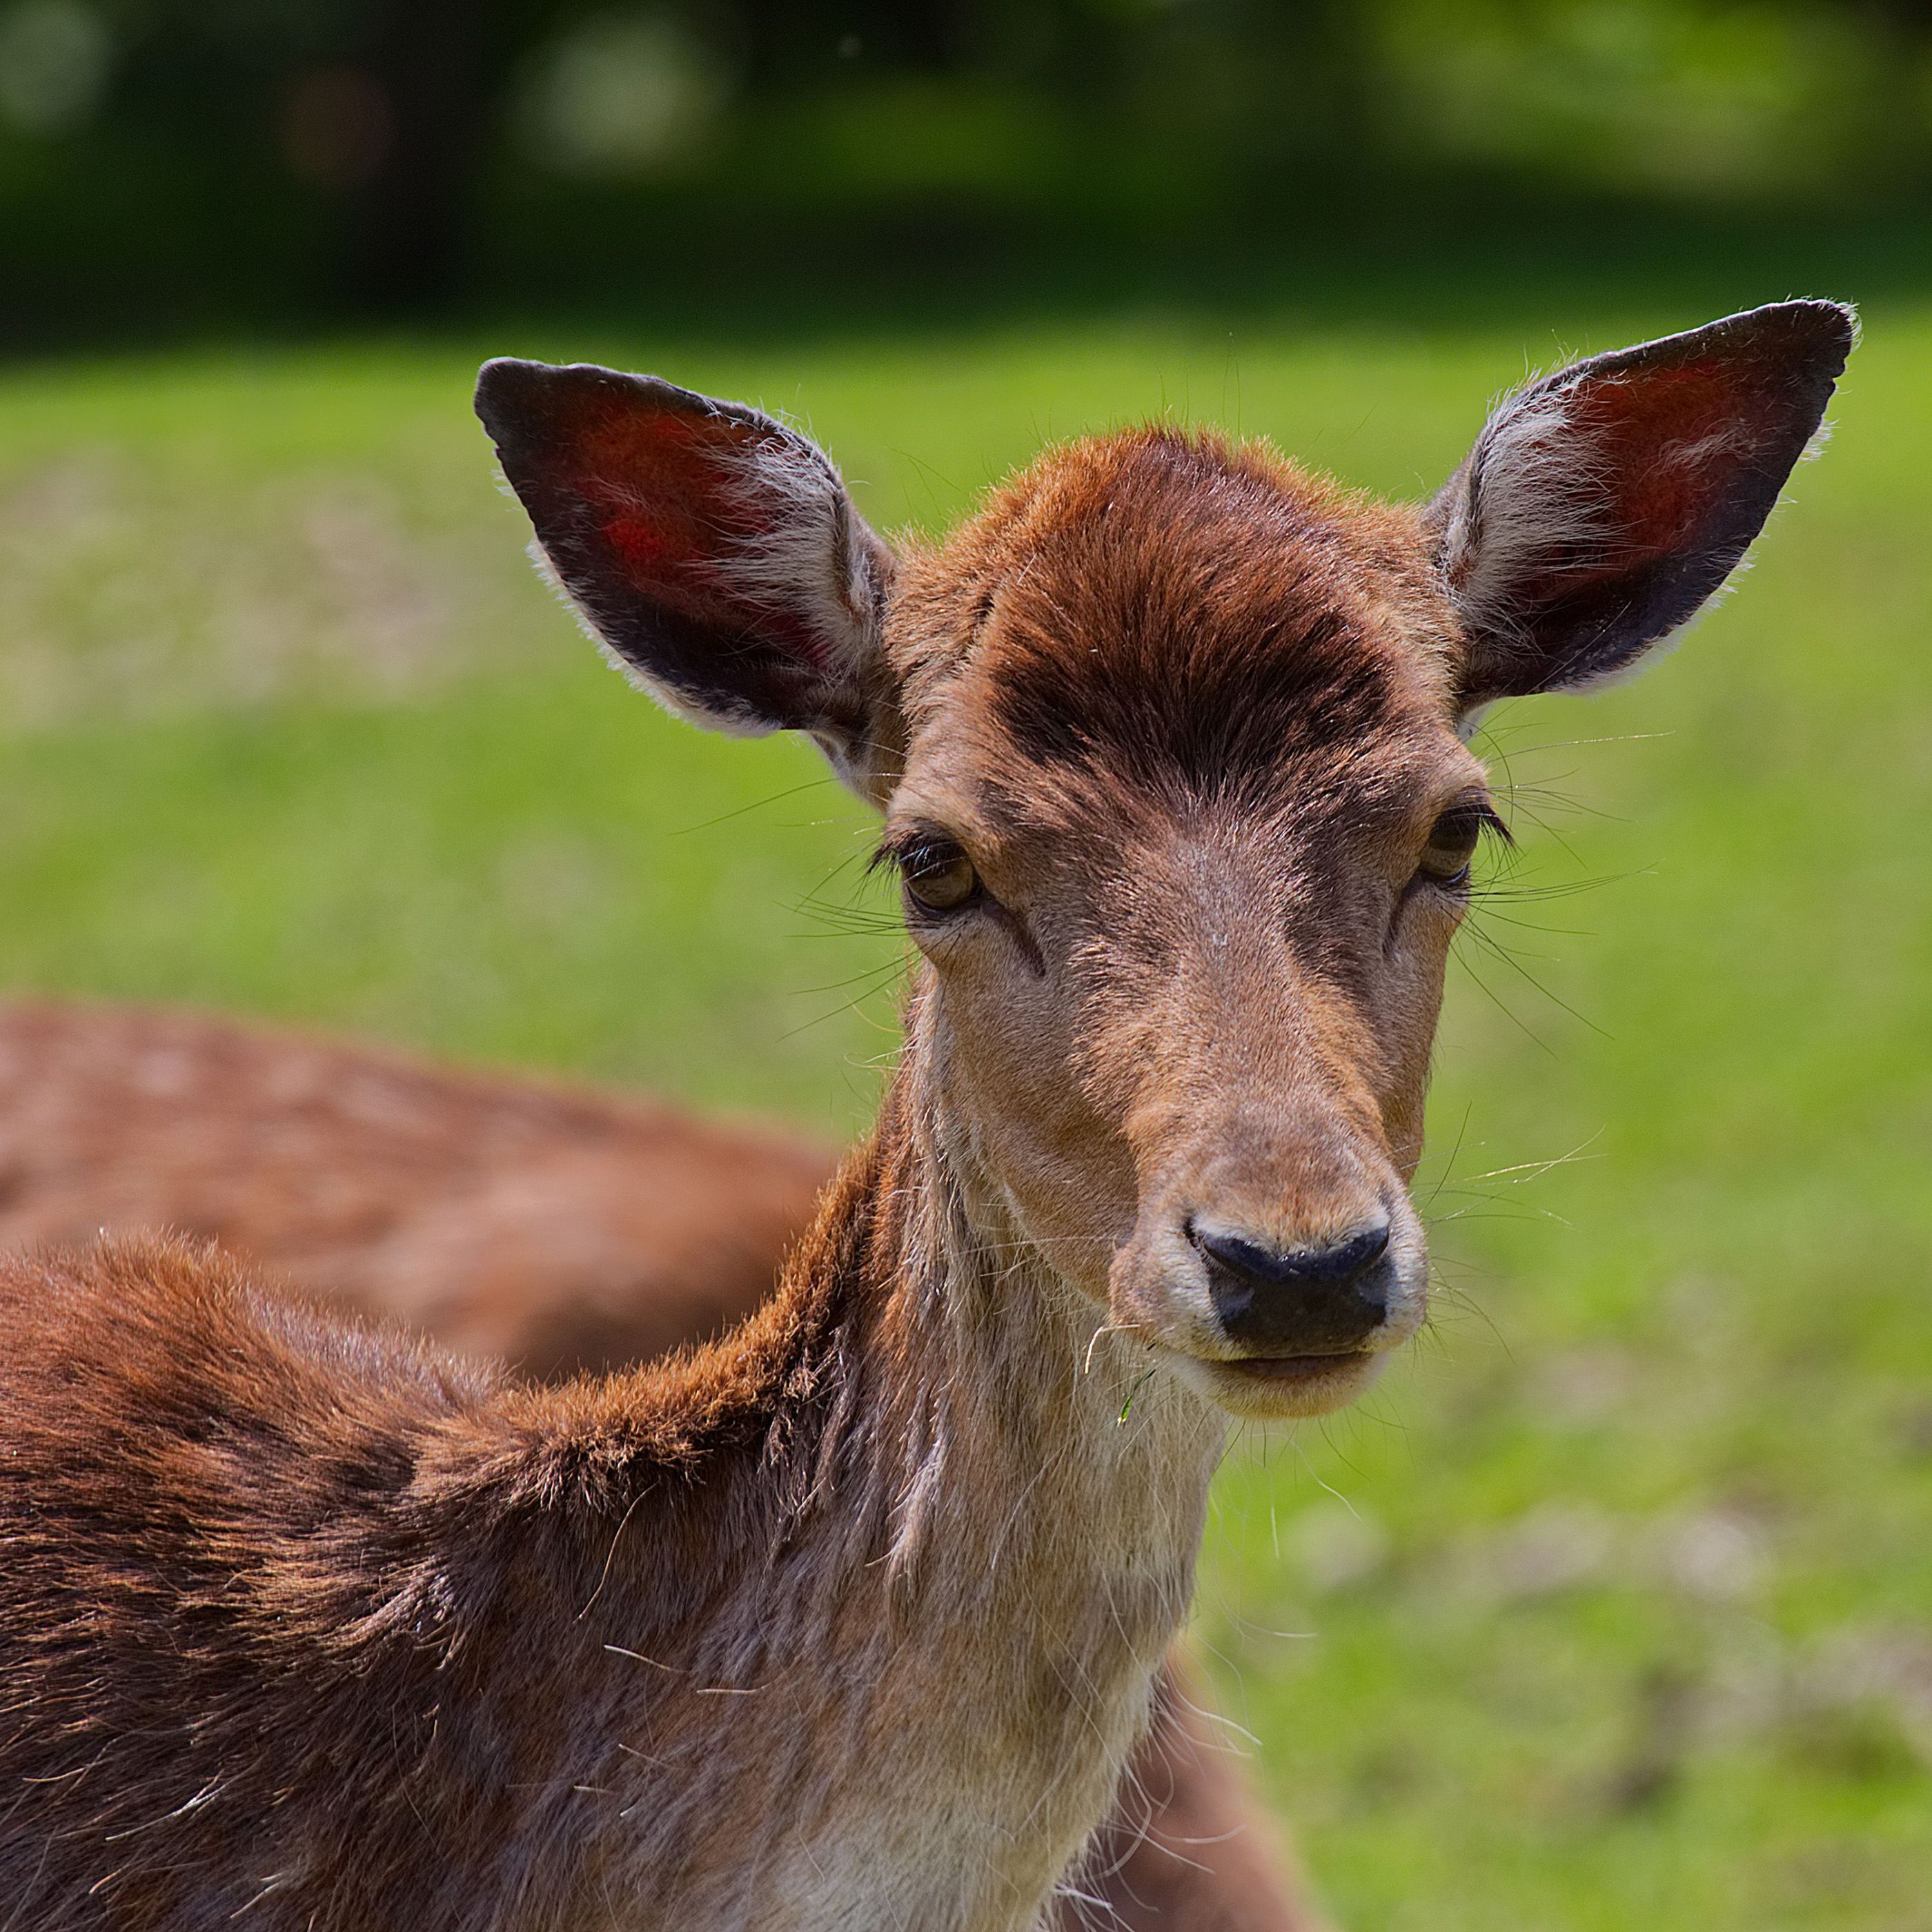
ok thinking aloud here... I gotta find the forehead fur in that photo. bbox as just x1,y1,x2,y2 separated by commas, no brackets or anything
890,425,1458,808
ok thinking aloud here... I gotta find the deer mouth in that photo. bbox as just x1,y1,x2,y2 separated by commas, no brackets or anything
1171,1345,1388,1420
1219,1349,1370,1382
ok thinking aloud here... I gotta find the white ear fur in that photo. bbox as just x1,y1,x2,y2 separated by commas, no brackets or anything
721,433,887,677
709,433,894,792
1439,384,1620,667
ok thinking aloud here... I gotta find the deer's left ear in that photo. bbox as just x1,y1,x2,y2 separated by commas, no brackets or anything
1428,299,1856,714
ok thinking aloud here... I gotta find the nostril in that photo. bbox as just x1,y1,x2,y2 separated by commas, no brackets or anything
1187,1216,1395,1356
1189,1219,1390,1293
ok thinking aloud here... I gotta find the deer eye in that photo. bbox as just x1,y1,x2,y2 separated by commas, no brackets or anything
900,836,981,914
1417,805,1487,888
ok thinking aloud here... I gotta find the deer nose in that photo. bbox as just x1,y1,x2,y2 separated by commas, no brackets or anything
1188,1216,1392,1355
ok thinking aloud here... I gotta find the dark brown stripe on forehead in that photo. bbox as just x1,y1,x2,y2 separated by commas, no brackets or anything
989,605,1397,803
959,424,1410,804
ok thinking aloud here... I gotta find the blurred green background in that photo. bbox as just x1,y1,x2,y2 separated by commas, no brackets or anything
3,4,1930,1929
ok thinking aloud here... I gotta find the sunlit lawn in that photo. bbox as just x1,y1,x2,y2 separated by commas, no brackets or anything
3,296,1929,1929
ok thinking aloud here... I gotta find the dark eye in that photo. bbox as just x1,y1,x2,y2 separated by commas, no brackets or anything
900,836,981,914
1417,807,1486,889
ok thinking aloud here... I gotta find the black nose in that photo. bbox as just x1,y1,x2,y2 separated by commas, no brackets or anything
1190,1217,1392,1355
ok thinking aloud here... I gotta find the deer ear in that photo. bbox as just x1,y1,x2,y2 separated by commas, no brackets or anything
475,359,898,797
1428,300,1856,714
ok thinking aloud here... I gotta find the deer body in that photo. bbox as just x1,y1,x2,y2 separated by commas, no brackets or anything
0,302,1852,1927
0,996,834,1378
0,993,1323,1931
1,1101,1218,1931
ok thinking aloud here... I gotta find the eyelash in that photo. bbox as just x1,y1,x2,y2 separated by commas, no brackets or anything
1412,803,1510,896
879,831,985,917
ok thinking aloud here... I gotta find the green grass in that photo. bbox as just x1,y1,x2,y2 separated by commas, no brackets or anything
3,301,1929,1929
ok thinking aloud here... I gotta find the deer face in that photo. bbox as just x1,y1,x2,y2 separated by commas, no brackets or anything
477,301,1852,1421
876,437,1481,1416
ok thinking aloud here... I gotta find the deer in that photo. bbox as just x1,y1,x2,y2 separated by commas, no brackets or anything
0,993,1320,1930
0,997,836,1381
0,299,1853,1931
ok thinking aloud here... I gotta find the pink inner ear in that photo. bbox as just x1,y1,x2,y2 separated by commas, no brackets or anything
509,375,848,684
1567,357,1757,573
585,407,846,679
602,510,687,575
550,399,767,602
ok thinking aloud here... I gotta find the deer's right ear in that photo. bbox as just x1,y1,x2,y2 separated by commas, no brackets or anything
476,359,898,798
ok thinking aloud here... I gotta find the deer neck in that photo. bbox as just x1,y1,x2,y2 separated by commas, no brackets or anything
575,1008,1225,1929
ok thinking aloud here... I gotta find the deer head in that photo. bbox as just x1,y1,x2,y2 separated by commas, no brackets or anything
477,301,1851,1425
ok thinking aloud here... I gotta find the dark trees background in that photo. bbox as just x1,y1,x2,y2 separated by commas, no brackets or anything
1,0,1926,340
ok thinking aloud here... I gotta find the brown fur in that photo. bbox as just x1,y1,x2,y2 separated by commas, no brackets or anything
0,998,831,1379
0,994,1324,1930
0,306,1849,1927
862,430,1466,1421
